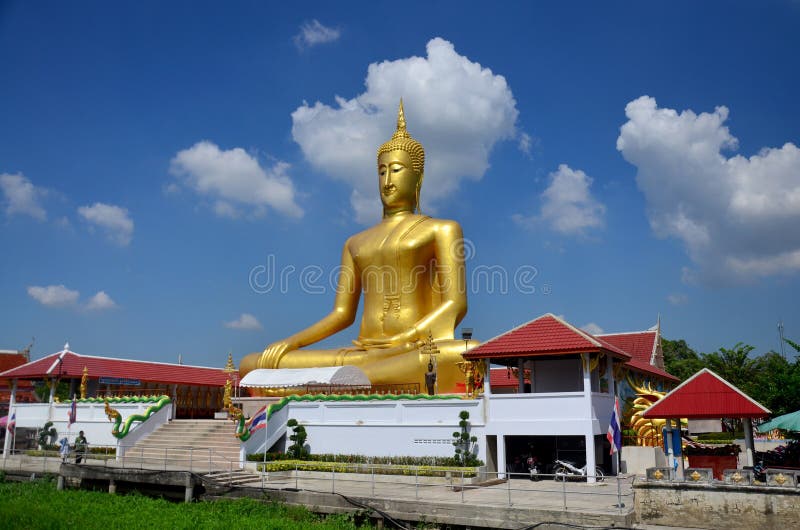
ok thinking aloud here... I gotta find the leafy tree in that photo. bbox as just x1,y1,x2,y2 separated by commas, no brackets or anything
33,380,69,402
702,343,758,396
286,419,308,459
750,351,800,417
663,336,800,421
662,338,704,381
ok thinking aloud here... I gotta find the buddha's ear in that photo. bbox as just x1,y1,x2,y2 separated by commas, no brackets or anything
416,171,424,214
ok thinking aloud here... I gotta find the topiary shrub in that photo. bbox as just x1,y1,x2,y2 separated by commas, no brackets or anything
37,422,57,449
452,410,479,467
286,418,308,459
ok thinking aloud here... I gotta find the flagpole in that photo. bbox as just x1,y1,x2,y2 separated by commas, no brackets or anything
615,448,623,508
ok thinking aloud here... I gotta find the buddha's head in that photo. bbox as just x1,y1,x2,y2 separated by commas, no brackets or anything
377,100,425,215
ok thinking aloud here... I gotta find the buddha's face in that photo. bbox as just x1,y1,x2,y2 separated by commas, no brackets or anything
378,149,420,213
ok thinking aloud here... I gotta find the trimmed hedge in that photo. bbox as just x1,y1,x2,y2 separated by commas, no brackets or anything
247,452,483,468
255,459,478,478
695,432,742,443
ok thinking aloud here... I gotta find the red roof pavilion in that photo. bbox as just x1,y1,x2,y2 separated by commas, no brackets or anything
463,313,632,361
643,368,770,419
0,348,229,387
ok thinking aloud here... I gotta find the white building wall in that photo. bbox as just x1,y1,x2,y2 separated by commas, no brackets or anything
285,399,484,459
10,401,171,448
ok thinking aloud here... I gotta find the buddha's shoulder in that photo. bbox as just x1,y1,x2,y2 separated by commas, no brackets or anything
349,215,462,240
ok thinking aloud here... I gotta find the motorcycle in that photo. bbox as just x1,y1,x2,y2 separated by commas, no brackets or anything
552,458,605,482
527,456,542,481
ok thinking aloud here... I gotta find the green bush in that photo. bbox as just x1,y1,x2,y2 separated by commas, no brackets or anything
255,459,478,478
246,452,483,468
695,432,740,443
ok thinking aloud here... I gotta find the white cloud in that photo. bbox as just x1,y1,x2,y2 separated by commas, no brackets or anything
581,322,604,335
294,20,341,50
86,291,117,310
170,141,303,219
667,293,689,306
78,202,134,246
27,285,80,307
518,132,533,157
291,38,520,223
514,164,605,236
0,173,47,220
224,313,263,330
617,96,800,282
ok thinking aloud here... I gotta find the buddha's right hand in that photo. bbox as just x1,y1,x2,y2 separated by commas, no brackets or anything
259,341,296,369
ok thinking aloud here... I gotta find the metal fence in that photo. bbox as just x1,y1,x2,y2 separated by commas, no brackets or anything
1,449,633,513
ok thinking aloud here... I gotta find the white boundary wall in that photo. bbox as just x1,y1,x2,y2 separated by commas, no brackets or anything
283,398,485,459
10,401,172,448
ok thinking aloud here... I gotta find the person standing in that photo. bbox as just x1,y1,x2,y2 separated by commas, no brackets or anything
74,431,88,464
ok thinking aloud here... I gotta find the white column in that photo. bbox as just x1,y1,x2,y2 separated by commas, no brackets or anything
517,358,525,393
497,435,507,479
483,359,492,396
743,417,755,467
582,354,596,483
2,379,17,459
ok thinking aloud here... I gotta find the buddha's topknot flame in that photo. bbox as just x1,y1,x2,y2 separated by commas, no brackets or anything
377,99,425,174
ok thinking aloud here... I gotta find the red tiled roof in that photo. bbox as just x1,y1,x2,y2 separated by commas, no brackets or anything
598,331,656,365
626,358,679,382
463,314,631,360
489,368,529,388
643,368,770,419
0,352,28,373
0,349,229,387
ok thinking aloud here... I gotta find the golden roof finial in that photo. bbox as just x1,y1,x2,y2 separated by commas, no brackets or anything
223,352,236,374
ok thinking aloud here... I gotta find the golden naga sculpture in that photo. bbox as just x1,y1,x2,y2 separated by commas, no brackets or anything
240,100,478,393
627,376,687,446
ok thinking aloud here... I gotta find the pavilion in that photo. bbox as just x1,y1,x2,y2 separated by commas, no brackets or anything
0,345,232,420
643,367,771,472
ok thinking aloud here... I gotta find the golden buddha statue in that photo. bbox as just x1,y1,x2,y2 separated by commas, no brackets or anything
239,100,478,393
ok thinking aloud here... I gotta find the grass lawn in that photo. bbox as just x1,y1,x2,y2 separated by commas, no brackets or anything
0,480,371,529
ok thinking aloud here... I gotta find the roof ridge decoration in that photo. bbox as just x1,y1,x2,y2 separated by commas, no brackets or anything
596,329,657,337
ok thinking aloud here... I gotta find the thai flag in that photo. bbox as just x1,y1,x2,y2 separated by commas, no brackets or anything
68,397,77,427
607,396,622,455
247,406,267,433
6,412,15,433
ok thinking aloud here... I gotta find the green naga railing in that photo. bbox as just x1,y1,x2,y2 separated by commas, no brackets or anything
99,395,172,439
234,393,463,442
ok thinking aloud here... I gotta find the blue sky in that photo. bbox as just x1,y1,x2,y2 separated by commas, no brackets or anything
2,1,799,368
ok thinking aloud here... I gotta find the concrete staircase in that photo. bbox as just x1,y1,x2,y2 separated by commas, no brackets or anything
121,419,242,473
